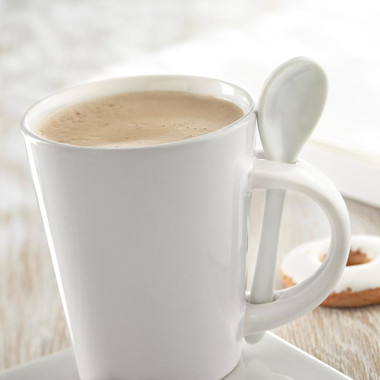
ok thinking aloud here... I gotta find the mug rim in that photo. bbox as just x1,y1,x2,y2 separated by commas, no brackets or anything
21,74,255,151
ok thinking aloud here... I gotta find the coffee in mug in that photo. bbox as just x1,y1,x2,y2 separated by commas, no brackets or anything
36,91,243,147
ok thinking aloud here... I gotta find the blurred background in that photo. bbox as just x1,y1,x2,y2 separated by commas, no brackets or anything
1,0,379,377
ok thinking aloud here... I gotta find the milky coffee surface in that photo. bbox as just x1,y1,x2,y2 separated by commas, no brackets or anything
36,91,244,147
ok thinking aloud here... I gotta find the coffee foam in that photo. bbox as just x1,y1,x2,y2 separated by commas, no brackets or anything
36,91,244,147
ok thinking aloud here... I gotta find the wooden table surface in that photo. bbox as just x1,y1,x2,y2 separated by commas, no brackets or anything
1,3,379,379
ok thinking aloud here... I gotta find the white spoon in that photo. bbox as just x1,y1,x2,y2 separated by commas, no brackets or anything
246,57,328,343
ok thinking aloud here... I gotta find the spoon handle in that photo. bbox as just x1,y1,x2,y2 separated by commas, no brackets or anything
246,188,286,343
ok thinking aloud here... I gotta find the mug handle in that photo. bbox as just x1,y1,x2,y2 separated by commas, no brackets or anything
244,157,350,336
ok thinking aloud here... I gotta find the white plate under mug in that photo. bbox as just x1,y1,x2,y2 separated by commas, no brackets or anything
0,333,351,380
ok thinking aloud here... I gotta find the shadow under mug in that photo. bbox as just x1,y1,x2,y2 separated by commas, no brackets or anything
22,75,350,380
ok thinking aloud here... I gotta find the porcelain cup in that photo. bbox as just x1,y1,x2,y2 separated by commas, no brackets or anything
22,75,350,380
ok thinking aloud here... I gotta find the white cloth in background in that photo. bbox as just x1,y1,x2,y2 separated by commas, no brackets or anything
98,1,380,159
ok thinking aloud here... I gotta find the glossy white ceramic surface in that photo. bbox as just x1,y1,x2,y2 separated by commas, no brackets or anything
247,58,328,344
257,57,328,164
0,333,351,380
244,158,350,332
22,76,350,380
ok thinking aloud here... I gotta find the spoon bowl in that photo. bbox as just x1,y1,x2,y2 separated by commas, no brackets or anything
257,57,328,162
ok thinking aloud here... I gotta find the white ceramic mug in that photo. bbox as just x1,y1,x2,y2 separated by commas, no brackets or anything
22,76,350,380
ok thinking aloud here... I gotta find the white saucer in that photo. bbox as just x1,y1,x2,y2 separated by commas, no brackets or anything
0,333,351,380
